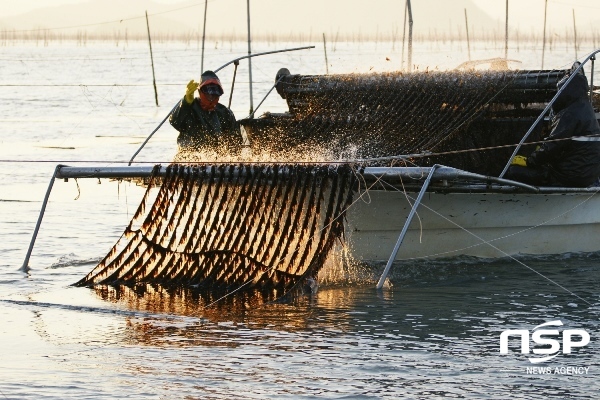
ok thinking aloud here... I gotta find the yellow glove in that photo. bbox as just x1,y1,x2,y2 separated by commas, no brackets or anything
184,80,198,104
510,155,527,167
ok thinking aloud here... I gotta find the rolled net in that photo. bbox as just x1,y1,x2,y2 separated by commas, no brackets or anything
244,69,569,175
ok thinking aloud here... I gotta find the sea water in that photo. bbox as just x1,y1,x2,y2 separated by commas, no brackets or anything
0,40,599,399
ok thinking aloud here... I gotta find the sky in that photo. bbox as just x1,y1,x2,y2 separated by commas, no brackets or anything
0,0,599,37
0,0,560,16
0,0,181,16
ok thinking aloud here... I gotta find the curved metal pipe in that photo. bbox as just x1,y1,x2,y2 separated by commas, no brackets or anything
499,48,600,178
127,46,315,166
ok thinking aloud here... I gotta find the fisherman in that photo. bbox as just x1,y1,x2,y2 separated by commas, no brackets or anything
170,70,242,154
505,67,600,187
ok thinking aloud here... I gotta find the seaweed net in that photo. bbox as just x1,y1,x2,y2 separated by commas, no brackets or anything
243,69,569,175
76,163,356,294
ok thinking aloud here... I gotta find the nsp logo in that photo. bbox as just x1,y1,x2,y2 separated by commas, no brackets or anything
500,320,590,363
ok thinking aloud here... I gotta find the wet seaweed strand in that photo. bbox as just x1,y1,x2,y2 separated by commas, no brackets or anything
75,163,356,293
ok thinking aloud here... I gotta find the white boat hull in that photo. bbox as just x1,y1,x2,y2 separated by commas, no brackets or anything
345,190,600,261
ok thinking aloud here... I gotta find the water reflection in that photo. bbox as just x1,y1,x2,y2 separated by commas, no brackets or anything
74,255,599,394
6,256,600,398
94,284,291,320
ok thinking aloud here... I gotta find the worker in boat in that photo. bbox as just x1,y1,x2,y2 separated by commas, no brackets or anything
505,68,600,187
170,70,242,154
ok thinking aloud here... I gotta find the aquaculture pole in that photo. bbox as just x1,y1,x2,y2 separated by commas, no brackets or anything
246,0,254,117
401,0,407,71
145,11,159,106
407,0,413,72
504,0,509,60
200,0,208,73
542,0,548,69
573,9,578,60
323,33,329,74
464,8,471,61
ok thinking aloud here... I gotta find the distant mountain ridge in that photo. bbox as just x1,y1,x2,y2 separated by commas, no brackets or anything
0,0,499,39
0,0,584,40
0,0,195,37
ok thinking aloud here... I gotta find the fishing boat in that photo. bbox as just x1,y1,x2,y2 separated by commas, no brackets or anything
235,50,600,274
22,48,600,291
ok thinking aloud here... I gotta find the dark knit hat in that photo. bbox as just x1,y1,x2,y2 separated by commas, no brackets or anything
200,70,224,96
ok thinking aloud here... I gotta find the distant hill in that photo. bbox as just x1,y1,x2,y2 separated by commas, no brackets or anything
0,0,499,40
0,0,592,41
0,0,193,39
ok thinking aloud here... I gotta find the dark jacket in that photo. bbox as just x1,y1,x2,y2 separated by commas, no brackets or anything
169,97,241,153
527,73,600,187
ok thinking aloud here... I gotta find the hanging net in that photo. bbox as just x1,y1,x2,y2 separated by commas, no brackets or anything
76,163,357,294
242,68,574,175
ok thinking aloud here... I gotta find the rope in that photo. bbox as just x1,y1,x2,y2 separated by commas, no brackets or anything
0,135,583,166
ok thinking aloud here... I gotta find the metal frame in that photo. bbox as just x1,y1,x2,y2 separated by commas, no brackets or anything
26,162,600,272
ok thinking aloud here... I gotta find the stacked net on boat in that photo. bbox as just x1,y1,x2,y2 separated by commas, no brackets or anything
76,163,356,294
243,69,570,175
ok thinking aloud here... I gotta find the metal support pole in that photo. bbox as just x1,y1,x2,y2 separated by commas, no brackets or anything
590,56,596,102
145,11,159,107
464,8,471,61
228,61,239,109
407,0,413,72
243,74,286,119
573,9,578,60
542,0,548,69
323,33,329,74
128,103,178,165
504,0,509,60
376,165,439,289
401,0,408,71
246,0,254,117
200,0,208,73
22,165,61,271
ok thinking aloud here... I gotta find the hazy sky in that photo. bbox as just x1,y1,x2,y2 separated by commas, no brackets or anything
1,0,599,35
1,0,598,15
0,0,186,16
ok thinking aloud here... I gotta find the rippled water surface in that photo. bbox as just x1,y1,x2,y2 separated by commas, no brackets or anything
1,40,599,399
